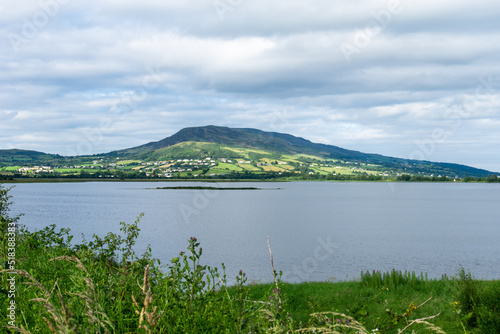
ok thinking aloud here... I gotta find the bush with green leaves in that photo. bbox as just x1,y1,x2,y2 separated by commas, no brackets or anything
454,267,500,333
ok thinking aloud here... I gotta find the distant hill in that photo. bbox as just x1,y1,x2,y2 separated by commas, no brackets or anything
1,126,496,178
0,149,61,165
108,125,494,178
114,125,369,159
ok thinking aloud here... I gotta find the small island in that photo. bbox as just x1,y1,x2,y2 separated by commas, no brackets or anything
154,186,263,190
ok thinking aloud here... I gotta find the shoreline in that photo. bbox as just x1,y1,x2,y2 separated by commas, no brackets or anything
1,177,498,184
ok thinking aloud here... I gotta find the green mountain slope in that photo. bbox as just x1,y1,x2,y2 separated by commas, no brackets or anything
115,125,368,159
0,149,61,165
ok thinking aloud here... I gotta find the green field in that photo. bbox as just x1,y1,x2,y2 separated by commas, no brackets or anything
1,166,22,171
205,168,231,175
280,154,301,162
317,166,357,175
260,164,287,172
224,146,272,158
217,162,244,172
54,168,86,173
294,153,324,160
237,163,261,171
115,160,142,165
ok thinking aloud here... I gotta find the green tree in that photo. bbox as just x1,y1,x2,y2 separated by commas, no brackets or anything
0,185,21,230
398,174,411,181
486,175,499,183
1,185,22,261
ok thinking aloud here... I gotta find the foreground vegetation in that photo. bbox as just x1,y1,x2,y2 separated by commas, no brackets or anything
1,185,499,333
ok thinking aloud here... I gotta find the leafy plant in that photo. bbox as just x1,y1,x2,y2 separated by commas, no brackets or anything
455,267,479,328
454,267,500,333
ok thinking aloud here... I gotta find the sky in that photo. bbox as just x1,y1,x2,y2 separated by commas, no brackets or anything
1,0,499,172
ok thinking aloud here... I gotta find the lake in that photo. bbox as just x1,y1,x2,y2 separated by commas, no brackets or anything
5,181,500,283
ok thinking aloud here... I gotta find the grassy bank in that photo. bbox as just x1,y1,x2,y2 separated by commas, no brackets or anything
1,185,499,333
247,275,500,333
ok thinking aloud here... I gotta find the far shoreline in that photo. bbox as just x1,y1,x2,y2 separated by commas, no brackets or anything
1,177,499,184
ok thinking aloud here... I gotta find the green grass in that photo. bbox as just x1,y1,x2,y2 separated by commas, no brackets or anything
277,164,296,171
280,155,301,162
205,168,230,175
293,153,325,161
247,278,457,333
150,141,273,161
1,166,22,171
116,160,142,165
54,168,84,173
217,162,244,171
224,146,272,158
261,164,287,172
310,166,331,175
237,163,261,171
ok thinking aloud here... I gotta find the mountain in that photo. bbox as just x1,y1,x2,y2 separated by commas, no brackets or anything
1,126,495,178
114,125,368,159
109,125,494,178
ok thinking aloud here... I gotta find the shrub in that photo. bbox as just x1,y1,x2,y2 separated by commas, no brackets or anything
455,267,479,328
473,281,500,333
360,269,429,289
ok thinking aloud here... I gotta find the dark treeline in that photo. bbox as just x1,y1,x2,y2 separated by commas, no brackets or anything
2,171,499,182
396,174,500,183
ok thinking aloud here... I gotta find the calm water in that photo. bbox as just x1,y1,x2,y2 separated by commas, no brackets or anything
5,181,500,283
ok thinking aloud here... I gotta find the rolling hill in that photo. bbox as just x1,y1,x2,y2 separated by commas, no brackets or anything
107,125,494,178
114,125,365,158
0,126,496,178
0,149,62,165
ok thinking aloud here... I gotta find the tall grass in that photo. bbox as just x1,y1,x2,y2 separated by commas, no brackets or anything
361,269,431,289
454,267,500,333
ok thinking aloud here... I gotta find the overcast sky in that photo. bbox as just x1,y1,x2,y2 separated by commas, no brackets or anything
1,0,499,171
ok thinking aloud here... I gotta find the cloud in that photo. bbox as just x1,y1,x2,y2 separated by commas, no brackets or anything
1,0,500,171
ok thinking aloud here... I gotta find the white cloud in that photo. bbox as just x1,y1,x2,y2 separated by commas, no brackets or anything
1,0,500,171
